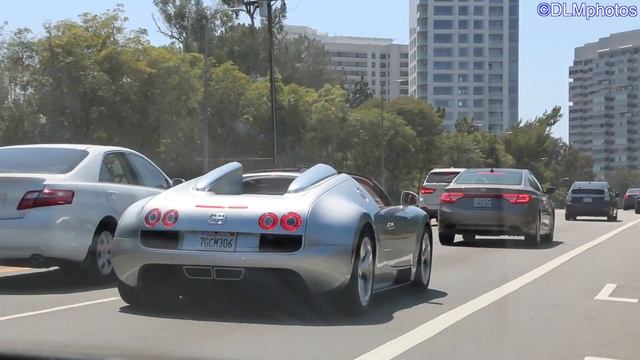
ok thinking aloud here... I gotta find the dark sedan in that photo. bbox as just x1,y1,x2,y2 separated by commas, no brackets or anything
438,168,556,246
565,181,618,221
623,188,640,210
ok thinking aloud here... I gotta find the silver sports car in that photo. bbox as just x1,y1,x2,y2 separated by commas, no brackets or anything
112,162,432,313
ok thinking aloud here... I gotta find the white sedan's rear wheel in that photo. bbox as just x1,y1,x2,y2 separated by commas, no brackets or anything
95,230,114,277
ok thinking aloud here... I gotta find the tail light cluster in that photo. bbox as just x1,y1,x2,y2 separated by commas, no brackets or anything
145,208,179,228
17,189,74,210
258,212,303,232
440,192,533,204
420,187,435,195
624,194,630,200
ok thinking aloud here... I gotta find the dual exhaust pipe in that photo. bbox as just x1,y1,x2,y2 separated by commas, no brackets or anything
182,266,244,281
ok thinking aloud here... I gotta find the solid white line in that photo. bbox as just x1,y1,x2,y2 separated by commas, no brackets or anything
355,219,640,360
584,357,620,360
0,297,120,322
594,283,638,304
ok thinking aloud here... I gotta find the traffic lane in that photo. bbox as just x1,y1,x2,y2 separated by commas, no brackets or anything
398,213,640,360
0,212,634,360
0,268,116,318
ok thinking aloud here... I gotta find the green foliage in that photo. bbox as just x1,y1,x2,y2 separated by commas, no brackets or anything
349,76,373,108
0,6,597,202
608,167,640,194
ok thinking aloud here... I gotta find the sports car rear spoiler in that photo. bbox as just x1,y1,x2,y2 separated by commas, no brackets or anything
194,162,338,194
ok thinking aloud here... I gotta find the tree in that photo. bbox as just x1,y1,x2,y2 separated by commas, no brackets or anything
349,76,373,108
608,167,640,195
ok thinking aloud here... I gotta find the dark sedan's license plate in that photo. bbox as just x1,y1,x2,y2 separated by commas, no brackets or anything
473,198,492,208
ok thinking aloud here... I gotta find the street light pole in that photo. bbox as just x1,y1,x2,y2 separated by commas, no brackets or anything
379,81,385,188
266,0,278,167
202,15,210,173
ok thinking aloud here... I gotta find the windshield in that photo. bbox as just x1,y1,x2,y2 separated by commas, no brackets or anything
0,148,88,174
3,1,640,360
455,170,524,186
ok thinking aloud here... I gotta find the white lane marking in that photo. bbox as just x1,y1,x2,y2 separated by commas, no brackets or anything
594,284,638,304
0,297,120,322
355,219,640,360
585,357,621,360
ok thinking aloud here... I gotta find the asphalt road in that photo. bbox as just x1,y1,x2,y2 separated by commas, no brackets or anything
1,210,639,360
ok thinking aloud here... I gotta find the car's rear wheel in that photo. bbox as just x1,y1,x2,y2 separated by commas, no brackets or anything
541,214,555,243
636,203,640,214
462,233,475,242
607,208,618,222
524,213,541,246
565,212,574,221
341,231,375,314
413,228,432,289
63,226,115,281
117,279,146,308
438,230,455,245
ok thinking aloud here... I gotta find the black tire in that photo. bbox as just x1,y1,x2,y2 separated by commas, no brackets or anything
462,233,475,242
636,204,640,214
438,230,455,245
524,213,541,246
63,226,116,281
541,214,555,243
564,212,574,221
413,228,432,289
340,231,375,315
117,279,146,308
607,208,618,222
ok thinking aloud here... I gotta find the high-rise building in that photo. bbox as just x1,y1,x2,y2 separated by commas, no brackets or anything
569,30,640,179
409,0,519,132
284,26,409,100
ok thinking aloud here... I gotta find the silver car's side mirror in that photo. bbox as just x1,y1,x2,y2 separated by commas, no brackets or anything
401,191,419,207
171,178,186,187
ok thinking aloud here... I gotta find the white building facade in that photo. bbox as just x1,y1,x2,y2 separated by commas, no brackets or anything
285,25,409,100
409,0,519,133
569,30,640,179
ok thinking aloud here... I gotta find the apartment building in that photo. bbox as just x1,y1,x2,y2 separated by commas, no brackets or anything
569,29,640,179
285,25,409,100
409,0,519,132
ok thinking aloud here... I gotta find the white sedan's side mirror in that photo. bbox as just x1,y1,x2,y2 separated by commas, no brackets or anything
171,178,186,187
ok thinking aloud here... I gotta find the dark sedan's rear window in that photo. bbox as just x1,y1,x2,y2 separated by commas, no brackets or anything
425,172,461,184
0,148,89,174
455,170,523,185
572,188,605,195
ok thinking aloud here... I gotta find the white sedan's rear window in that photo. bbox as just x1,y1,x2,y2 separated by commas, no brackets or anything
0,148,89,174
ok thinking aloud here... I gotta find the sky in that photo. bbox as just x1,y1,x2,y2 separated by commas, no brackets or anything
2,1,640,140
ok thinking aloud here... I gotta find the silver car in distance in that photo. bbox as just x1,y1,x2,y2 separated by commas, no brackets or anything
112,162,432,313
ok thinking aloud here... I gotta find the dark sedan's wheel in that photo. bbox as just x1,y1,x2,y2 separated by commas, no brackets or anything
541,214,555,243
524,213,541,246
341,231,375,314
564,212,574,221
636,203,640,214
607,208,618,222
462,233,475,242
413,228,432,289
438,230,455,245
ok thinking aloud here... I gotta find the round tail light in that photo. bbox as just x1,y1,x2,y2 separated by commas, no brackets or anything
258,212,279,231
144,208,162,228
162,209,179,228
280,212,302,232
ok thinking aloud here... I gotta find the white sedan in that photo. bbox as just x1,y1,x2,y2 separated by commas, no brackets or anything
0,144,178,279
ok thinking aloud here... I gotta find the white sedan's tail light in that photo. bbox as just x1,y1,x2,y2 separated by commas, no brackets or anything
17,189,74,210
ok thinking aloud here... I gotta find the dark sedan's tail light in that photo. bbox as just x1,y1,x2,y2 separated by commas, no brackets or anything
502,194,532,204
280,212,303,232
258,212,279,231
440,192,464,203
624,194,630,200
162,209,179,228
420,187,435,195
144,208,162,228
17,189,74,210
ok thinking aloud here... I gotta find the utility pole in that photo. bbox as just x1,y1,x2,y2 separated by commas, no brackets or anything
265,0,278,167
202,15,210,173
379,81,385,188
